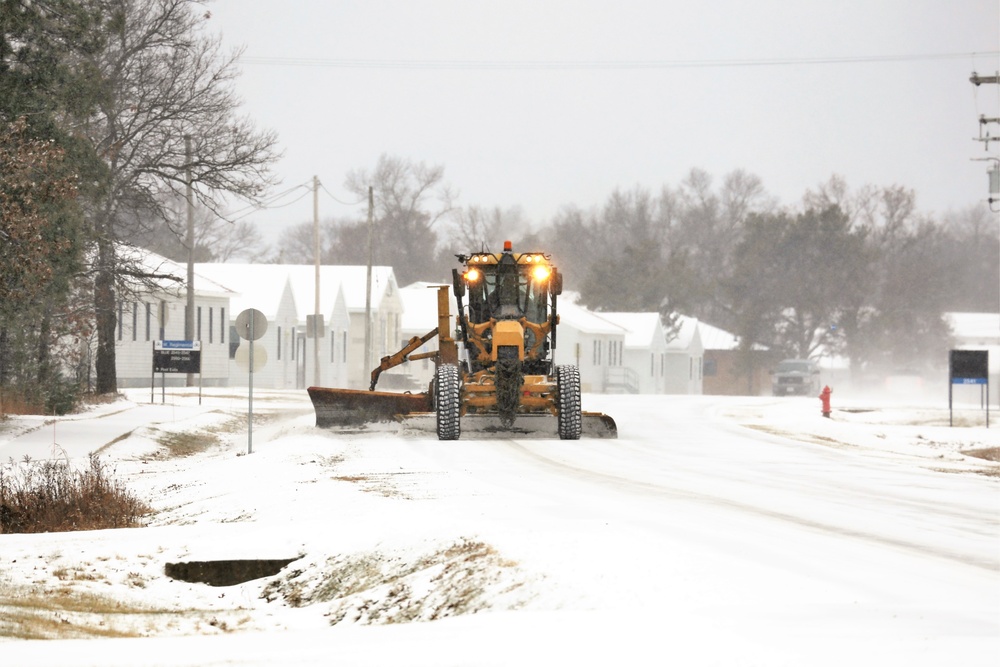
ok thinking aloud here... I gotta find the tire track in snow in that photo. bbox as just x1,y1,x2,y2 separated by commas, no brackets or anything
497,439,1000,574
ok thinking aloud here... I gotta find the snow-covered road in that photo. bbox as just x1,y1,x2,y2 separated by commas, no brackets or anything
399,395,999,631
1,390,998,665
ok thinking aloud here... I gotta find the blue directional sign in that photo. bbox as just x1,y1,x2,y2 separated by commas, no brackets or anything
153,340,202,373
156,340,201,351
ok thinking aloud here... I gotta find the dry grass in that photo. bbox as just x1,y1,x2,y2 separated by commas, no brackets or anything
156,430,220,458
79,392,125,407
144,414,257,459
1,389,123,418
0,453,150,533
963,447,1000,462
0,586,249,639
0,587,152,639
262,538,531,626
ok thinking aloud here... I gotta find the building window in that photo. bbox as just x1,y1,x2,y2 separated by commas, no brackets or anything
208,308,214,343
704,358,717,377
291,326,296,360
330,330,335,363
341,332,347,363
650,353,654,376
196,306,202,341
159,301,166,340
277,326,282,360
132,303,138,341
220,307,226,344
145,303,151,341
117,301,123,341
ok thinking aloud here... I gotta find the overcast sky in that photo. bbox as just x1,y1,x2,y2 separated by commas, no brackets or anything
208,0,1000,242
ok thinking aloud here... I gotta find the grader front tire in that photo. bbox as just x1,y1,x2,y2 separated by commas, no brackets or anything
435,365,461,440
556,365,582,440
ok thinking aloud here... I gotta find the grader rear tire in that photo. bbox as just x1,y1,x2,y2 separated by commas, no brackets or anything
435,365,461,440
556,365,582,440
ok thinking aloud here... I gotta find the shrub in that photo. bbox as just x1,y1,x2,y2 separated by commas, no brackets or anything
0,376,84,417
45,376,82,416
0,453,149,533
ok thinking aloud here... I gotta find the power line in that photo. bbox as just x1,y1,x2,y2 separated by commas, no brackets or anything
319,182,365,206
237,51,1000,71
227,182,312,221
229,182,309,214
226,179,366,223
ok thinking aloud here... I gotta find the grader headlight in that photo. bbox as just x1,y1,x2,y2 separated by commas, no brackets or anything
465,268,481,283
531,265,551,282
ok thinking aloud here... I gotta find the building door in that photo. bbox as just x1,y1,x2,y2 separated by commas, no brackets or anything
296,334,307,388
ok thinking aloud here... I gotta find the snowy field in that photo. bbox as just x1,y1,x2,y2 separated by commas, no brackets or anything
1,386,998,666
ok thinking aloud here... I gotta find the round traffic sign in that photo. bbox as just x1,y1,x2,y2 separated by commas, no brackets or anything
234,342,268,372
235,308,268,341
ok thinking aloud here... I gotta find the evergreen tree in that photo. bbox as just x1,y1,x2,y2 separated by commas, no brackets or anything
0,1,100,411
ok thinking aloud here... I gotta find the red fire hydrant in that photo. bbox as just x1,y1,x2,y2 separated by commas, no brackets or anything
819,385,832,418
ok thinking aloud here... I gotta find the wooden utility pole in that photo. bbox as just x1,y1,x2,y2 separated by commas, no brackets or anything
313,175,321,387
969,71,1000,316
364,186,374,376
971,72,1000,151
184,134,196,387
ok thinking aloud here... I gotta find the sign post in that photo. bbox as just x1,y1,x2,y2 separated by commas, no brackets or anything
235,309,268,454
949,349,989,427
152,340,202,405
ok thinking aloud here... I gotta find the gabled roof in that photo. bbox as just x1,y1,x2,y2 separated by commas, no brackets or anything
667,315,702,351
118,246,234,299
322,266,397,311
398,282,456,333
599,312,664,348
555,299,627,336
690,318,740,351
192,264,294,317
193,263,396,319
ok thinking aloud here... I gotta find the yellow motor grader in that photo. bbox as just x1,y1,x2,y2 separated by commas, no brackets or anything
308,241,617,439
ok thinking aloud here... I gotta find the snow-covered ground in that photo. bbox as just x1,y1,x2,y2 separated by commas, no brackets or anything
1,387,998,666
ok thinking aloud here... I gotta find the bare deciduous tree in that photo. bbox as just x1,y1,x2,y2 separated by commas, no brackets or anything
451,204,528,250
80,0,279,393
133,196,267,263
339,154,455,285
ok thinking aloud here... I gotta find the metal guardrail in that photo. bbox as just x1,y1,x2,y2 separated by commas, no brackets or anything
604,366,640,394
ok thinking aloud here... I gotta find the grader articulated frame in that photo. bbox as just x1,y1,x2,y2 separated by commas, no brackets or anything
308,241,617,439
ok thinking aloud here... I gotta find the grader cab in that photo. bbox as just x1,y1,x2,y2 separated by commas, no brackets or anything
308,241,616,439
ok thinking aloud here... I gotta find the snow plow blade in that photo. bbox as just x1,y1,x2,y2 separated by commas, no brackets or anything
308,387,431,428
308,386,617,438
580,412,618,438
